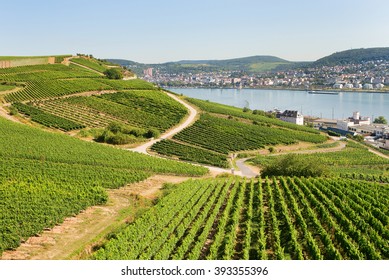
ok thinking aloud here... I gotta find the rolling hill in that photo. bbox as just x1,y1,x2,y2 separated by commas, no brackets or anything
312,47,389,66
107,55,294,75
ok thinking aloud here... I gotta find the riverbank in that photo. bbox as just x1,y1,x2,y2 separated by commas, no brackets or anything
165,85,389,94
167,87,389,121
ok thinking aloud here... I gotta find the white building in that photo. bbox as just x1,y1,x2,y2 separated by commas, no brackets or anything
378,139,389,150
333,83,343,89
375,83,385,89
363,83,373,90
344,83,354,89
278,110,304,125
336,111,371,132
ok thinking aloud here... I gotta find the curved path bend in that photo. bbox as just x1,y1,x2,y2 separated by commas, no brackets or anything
129,92,197,154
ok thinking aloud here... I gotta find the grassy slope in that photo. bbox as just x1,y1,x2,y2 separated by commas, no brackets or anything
250,141,389,177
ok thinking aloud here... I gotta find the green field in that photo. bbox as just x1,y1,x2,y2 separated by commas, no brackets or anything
70,57,109,73
0,63,153,103
93,176,389,260
250,141,389,178
0,117,207,254
151,98,327,167
0,84,15,92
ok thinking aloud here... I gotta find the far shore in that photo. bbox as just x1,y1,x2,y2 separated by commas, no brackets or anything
164,85,389,94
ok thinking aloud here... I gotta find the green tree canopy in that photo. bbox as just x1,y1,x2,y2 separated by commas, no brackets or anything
104,68,123,79
373,116,388,124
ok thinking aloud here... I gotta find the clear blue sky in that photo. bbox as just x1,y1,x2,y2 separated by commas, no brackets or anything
1,0,389,63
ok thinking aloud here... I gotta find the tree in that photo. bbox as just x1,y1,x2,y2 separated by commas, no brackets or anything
104,68,123,79
373,116,388,124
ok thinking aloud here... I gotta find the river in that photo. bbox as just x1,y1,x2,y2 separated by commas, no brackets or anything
168,87,389,121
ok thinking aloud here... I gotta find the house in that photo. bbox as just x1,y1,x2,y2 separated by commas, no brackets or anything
375,83,384,89
336,111,371,132
363,83,373,90
377,139,389,150
333,83,343,89
277,110,304,125
312,118,337,129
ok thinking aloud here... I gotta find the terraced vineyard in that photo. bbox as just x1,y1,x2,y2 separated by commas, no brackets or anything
70,57,109,73
151,139,229,168
28,90,188,131
0,61,185,133
186,97,321,134
92,176,389,260
0,62,155,102
151,111,327,166
13,102,85,131
0,117,207,254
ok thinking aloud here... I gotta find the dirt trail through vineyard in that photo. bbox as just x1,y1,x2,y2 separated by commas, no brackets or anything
1,175,190,260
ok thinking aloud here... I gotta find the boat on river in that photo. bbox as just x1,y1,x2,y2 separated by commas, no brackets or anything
308,90,339,95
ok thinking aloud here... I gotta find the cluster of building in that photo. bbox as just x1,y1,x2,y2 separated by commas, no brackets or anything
142,60,389,91
273,109,389,150
313,111,389,150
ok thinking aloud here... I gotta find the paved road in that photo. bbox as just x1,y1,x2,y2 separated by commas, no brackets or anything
235,158,258,178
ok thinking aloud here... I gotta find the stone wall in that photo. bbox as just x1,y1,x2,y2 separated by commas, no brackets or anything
0,57,55,68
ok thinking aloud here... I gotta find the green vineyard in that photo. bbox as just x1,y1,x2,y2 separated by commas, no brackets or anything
0,117,207,254
0,63,155,103
92,176,389,260
151,139,229,168
27,90,188,131
13,102,85,131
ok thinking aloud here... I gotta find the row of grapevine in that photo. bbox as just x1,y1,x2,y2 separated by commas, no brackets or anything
91,176,389,260
1,61,157,102
13,102,85,131
70,57,108,73
185,97,321,134
0,117,208,255
173,114,326,154
151,139,229,168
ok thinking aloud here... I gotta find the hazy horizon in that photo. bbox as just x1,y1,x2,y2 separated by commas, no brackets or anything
2,0,389,63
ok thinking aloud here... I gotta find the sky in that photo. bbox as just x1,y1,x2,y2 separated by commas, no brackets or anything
1,0,389,63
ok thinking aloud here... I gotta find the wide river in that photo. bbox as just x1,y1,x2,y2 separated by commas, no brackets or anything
168,87,389,121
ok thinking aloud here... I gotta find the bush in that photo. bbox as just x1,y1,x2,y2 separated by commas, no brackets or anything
9,106,18,116
261,154,328,178
145,128,160,139
104,68,123,80
327,130,341,137
268,147,275,153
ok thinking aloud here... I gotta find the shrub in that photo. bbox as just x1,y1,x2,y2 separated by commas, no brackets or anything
104,68,123,80
261,154,328,177
145,128,160,139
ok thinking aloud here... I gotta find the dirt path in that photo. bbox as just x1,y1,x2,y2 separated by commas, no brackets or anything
367,147,389,160
129,92,198,154
272,140,347,156
0,105,22,123
68,60,105,76
1,175,190,260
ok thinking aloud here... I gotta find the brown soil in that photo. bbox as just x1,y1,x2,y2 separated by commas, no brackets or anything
1,175,191,260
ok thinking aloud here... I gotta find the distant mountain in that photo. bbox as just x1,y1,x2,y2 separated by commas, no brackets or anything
107,55,294,74
106,59,142,66
313,47,389,66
